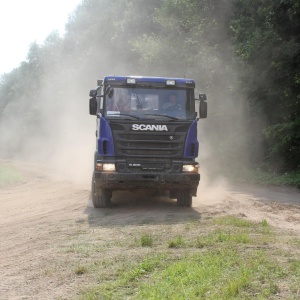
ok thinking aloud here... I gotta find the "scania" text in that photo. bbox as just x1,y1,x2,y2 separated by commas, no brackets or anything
132,124,168,131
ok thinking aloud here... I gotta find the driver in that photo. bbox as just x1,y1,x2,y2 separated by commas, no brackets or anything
162,93,182,111
117,90,131,112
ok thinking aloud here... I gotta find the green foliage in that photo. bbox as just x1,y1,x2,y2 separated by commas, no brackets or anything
263,119,300,171
230,0,300,170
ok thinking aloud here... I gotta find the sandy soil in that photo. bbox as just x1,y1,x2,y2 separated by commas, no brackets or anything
0,162,299,299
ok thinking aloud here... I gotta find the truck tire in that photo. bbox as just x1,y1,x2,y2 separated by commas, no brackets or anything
93,189,111,208
91,174,111,208
176,189,192,207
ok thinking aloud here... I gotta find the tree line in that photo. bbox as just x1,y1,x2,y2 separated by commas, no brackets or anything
0,0,299,173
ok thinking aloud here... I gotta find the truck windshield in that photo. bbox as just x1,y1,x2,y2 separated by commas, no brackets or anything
104,87,194,120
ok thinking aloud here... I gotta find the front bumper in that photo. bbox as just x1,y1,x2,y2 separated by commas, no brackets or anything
94,171,200,195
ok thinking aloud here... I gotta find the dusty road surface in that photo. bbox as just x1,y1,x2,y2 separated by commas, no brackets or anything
0,162,299,299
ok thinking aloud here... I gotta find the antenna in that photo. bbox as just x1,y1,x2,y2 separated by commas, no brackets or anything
183,55,188,78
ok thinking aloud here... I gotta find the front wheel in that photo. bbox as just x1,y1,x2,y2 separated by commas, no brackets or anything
91,175,112,208
92,189,111,208
176,189,192,207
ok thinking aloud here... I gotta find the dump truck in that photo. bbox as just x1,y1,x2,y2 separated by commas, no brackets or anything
89,75,207,207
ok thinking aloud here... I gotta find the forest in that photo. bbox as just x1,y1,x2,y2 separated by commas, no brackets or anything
0,0,299,180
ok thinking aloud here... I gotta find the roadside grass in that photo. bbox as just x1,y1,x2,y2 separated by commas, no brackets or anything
0,164,24,187
225,168,300,188
76,215,300,300
140,234,153,247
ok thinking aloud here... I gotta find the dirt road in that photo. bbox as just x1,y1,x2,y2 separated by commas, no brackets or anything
0,163,299,299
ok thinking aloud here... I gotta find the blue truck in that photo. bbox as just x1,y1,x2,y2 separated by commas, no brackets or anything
89,75,207,208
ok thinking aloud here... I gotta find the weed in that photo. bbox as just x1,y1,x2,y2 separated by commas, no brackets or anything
75,265,88,275
269,281,280,294
140,234,153,247
168,236,185,248
195,237,206,248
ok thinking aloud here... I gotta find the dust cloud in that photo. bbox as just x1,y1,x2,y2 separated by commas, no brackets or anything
194,172,230,207
0,56,136,186
0,66,95,186
0,2,262,202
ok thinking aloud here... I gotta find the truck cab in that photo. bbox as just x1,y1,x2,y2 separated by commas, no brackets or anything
89,76,207,207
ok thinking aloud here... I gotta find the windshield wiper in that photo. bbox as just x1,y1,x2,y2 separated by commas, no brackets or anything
144,113,179,120
134,93,143,109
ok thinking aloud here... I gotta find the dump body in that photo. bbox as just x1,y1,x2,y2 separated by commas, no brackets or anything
89,76,207,207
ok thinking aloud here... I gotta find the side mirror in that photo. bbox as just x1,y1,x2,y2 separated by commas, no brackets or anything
199,100,207,119
89,97,97,115
89,89,97,97
199,93,207,101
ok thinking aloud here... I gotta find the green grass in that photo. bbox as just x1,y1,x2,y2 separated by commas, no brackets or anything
135,250,284,299
168,235,185,248
140,234,153,247
213,215,253,227
78,216,300,300
0,164,24,187
225,168,300,188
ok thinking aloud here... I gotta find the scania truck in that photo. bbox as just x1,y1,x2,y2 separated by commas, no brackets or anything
89,75,207,208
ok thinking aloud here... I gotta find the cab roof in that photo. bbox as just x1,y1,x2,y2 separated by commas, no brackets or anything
102,75,195,88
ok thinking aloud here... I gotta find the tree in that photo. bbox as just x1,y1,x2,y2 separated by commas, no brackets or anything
230,0,300,171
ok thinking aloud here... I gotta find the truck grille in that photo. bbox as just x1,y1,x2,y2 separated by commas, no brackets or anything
110,122,190,158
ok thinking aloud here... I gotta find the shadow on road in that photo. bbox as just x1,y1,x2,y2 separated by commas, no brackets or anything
84,191,201,227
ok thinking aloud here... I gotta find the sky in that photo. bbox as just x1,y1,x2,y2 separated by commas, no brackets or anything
0,0,83,75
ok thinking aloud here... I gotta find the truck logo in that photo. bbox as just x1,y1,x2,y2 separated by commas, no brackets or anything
132,124,168,131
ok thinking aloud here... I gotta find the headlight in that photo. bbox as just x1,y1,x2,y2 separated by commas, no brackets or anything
96,163,116,171
182,164,199,173
103,163,116,171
